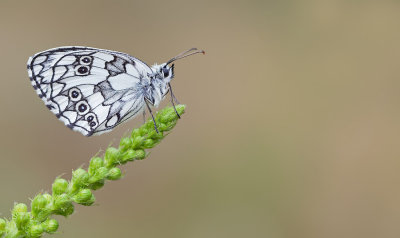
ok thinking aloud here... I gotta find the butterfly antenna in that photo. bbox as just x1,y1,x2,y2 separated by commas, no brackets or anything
166,48,205,65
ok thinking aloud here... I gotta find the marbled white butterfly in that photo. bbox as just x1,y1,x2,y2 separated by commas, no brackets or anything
27,46,204,136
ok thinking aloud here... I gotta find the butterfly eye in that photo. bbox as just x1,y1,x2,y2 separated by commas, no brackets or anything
75,101,90,115
89,121,97,127
69,87,82,102
162,67,169,77
80,56,92,65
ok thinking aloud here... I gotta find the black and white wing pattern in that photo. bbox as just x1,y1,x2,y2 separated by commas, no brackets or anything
27,46,153,136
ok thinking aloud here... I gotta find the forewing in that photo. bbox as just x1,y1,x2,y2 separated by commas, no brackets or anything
27,46,151,136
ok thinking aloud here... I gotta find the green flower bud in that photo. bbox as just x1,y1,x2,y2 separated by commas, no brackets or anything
41,219,57,234
73,189,95,206
175,104,185,114
151,130,164,140
13,203,28,214
12,203,29,228
14,211,30,229
143,139,155,148
89,180,105,190
119,137,132,148
54,194,70,207
143,122,154,131
31,194,48,216
131,135,144,147
72,168,89,185
44,219,59,233
138,127,149,135
107,168,122,180
159,105,185,124
158,108,174,123
52,178,69,195
53,194,74,216
104,147,119,167
122,149,146,161
97,166,109,177
43,193,53,201
31,193,52,222
88,166,109,184
54,202,74,217
160,121,176,132
71,168,89,193
131,128,141,138
28,224,44,238
62,203,74,216
0,218,6,234
120,149,136,163
88,157,104,175
133,149,146,160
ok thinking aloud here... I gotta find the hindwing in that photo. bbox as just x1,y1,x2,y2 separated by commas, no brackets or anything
27,46,152,136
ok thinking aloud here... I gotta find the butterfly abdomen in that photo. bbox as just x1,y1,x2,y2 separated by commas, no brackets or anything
143,78,170,107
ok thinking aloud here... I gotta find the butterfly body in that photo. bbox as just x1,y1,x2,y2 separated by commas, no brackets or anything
27,46,179,136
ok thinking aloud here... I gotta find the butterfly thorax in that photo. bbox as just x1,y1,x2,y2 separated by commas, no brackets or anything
144,63,174,107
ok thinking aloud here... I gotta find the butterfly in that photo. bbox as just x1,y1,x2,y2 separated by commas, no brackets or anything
27,46,204,136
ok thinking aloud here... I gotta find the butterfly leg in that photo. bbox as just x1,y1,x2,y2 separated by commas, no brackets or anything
168,83,181,119
145,100,159,133
142,109,146,124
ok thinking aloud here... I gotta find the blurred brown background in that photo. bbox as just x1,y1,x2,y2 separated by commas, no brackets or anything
1,0,400,237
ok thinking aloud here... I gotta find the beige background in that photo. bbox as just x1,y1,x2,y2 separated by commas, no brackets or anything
1,0,400,237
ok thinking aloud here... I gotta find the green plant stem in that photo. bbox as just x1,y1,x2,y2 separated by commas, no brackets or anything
0,105,185,238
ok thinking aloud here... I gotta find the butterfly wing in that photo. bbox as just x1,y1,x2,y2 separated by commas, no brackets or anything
27,46,152,136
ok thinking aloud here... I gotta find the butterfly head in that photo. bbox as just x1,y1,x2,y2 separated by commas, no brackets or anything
147,48,204,106
153,48,205,82
152,63,175,83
